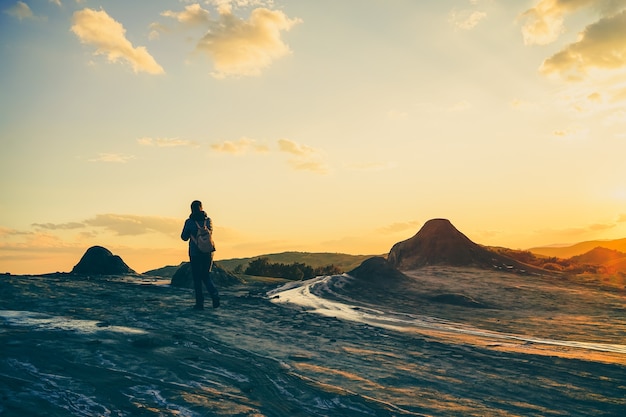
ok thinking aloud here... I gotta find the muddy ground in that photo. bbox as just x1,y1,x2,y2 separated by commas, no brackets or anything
1,268,625,416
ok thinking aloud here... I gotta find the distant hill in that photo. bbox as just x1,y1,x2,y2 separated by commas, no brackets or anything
570,247,626,265
143,263,185,278
570,247,626,275
528,238,626,258
216,252,377,274
143,252,377,277
387,218,540,273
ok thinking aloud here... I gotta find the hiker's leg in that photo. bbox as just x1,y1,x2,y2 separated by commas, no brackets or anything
190,256,205,307
201,253,219,307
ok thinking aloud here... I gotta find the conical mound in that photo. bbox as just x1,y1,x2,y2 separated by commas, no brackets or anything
71,246,135,275
387,219,495,270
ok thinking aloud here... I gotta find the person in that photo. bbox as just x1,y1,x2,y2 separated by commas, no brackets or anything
181,200,220,310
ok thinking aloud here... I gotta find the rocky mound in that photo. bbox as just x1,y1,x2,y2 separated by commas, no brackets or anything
170,262,244,288
71,246,135,275
387,219,535,273
348,257,409,287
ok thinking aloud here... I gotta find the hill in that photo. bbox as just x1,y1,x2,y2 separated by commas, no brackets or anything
571,247,626,266
528,238,626,258
215,252,377,274
387,219,540,273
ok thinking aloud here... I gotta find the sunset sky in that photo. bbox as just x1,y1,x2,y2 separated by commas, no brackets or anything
2,0,626,275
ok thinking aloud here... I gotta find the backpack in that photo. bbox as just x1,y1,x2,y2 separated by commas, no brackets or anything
191,220,215,253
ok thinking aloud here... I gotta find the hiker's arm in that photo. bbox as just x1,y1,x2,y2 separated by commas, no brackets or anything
181,220,191,241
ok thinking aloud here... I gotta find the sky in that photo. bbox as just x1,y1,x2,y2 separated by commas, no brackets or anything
1,0,626,275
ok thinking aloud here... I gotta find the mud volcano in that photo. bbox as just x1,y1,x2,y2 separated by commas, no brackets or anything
387,218,532,272
71,246,135,275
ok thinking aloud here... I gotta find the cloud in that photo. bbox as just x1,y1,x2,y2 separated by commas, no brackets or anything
551,126,589,140
520,0,626,46
535,220,617,239
88,153,135,163
71,8,164,75
196,7,301,78
15,214,181,241
84,214,181,236
211,137,269,154
519,0,593,45
210,137,327,173
285,160,328,174
449,9,487,30
161,3,211,26
278,139,328,174
0,227,32,237
4,1,39,20
587,91,602,102
610,86,626,102
138,137,198,147
377,221,422,235
588,222,616,231
540,10,626,80
277,138,315,156
602,108,626,125
32,222,85,230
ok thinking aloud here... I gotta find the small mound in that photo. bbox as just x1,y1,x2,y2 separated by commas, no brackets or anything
347,257,409,288
429,293,487,308
72,246,135,275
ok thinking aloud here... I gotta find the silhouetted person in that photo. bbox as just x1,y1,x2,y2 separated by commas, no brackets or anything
181,200,219,310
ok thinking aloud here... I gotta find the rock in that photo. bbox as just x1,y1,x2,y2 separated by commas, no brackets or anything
170,262,244,288
71,246,135,275
348,257,408,286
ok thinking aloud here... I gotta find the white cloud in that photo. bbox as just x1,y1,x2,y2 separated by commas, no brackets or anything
4,1,38,20
84,214,180,236
71,8,165,75
277,138,315,156
278,139,328,174
211,137,269,154
540,10,626,80
161,3,211,26
377,221,422,235
32,222,85,230
207,0,277,15
519,0,626,46
519,0,592,45
211,137,328,173
88,153,135,163
138,137,198,147
286,159,328,174
196,7,301,78
449,9,487,30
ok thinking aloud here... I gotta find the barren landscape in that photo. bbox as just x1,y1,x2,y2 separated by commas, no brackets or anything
1,264,625,416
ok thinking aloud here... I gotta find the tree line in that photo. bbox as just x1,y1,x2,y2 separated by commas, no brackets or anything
239,257,342,280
